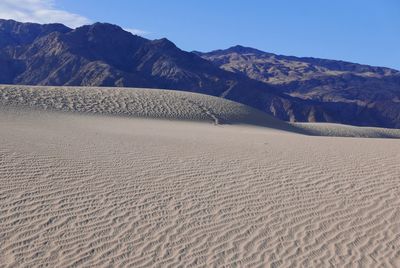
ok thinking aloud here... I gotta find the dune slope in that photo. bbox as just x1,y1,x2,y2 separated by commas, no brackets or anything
0,85,295,131
1,85,400,138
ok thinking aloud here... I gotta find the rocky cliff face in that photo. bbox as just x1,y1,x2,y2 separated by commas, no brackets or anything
1,19,399,128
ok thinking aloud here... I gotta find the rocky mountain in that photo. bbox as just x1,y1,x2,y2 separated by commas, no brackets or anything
196,46,400,128
0,19,313,120
1,19,399,128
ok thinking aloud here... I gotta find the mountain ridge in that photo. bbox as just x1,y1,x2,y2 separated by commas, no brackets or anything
197,45,400,128
0,19,399,128
196,45,399,71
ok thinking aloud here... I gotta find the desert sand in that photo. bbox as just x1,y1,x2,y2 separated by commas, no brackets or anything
1,85,400,267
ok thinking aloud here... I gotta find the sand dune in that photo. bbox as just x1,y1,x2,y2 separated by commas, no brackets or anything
294,122,400,139
1,85,400,267
2,84,400,138
0,85,292,130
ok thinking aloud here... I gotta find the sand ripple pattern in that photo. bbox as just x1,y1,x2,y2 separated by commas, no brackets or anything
0,85,287,128
1,85,400,138
1,110,400,267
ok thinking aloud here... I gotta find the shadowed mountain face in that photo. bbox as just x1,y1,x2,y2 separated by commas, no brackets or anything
1,20,399,128
196,46,400,128
0,19,305,119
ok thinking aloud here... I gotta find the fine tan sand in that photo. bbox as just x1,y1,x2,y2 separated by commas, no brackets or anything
1,85,400,267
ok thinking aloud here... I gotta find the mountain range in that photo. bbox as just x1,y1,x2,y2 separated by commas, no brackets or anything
1,19,399,128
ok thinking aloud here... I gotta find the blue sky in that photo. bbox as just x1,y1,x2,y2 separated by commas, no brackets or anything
1,0,399,69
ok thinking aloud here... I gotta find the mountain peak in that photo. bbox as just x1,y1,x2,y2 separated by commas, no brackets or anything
0,19,70,29
151,38,177,49
195,45,270,57
0,19,71,48
68,21,147,46
225,45,264,54
74,22,127,35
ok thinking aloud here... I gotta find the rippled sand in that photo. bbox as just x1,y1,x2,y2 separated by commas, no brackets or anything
1,85,400,267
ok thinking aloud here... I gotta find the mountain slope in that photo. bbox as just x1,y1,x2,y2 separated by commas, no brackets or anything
0,20,309,118
197,46,400,128
1,19,399,128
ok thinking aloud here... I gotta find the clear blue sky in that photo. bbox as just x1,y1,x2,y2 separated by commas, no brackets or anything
5,0,399,69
